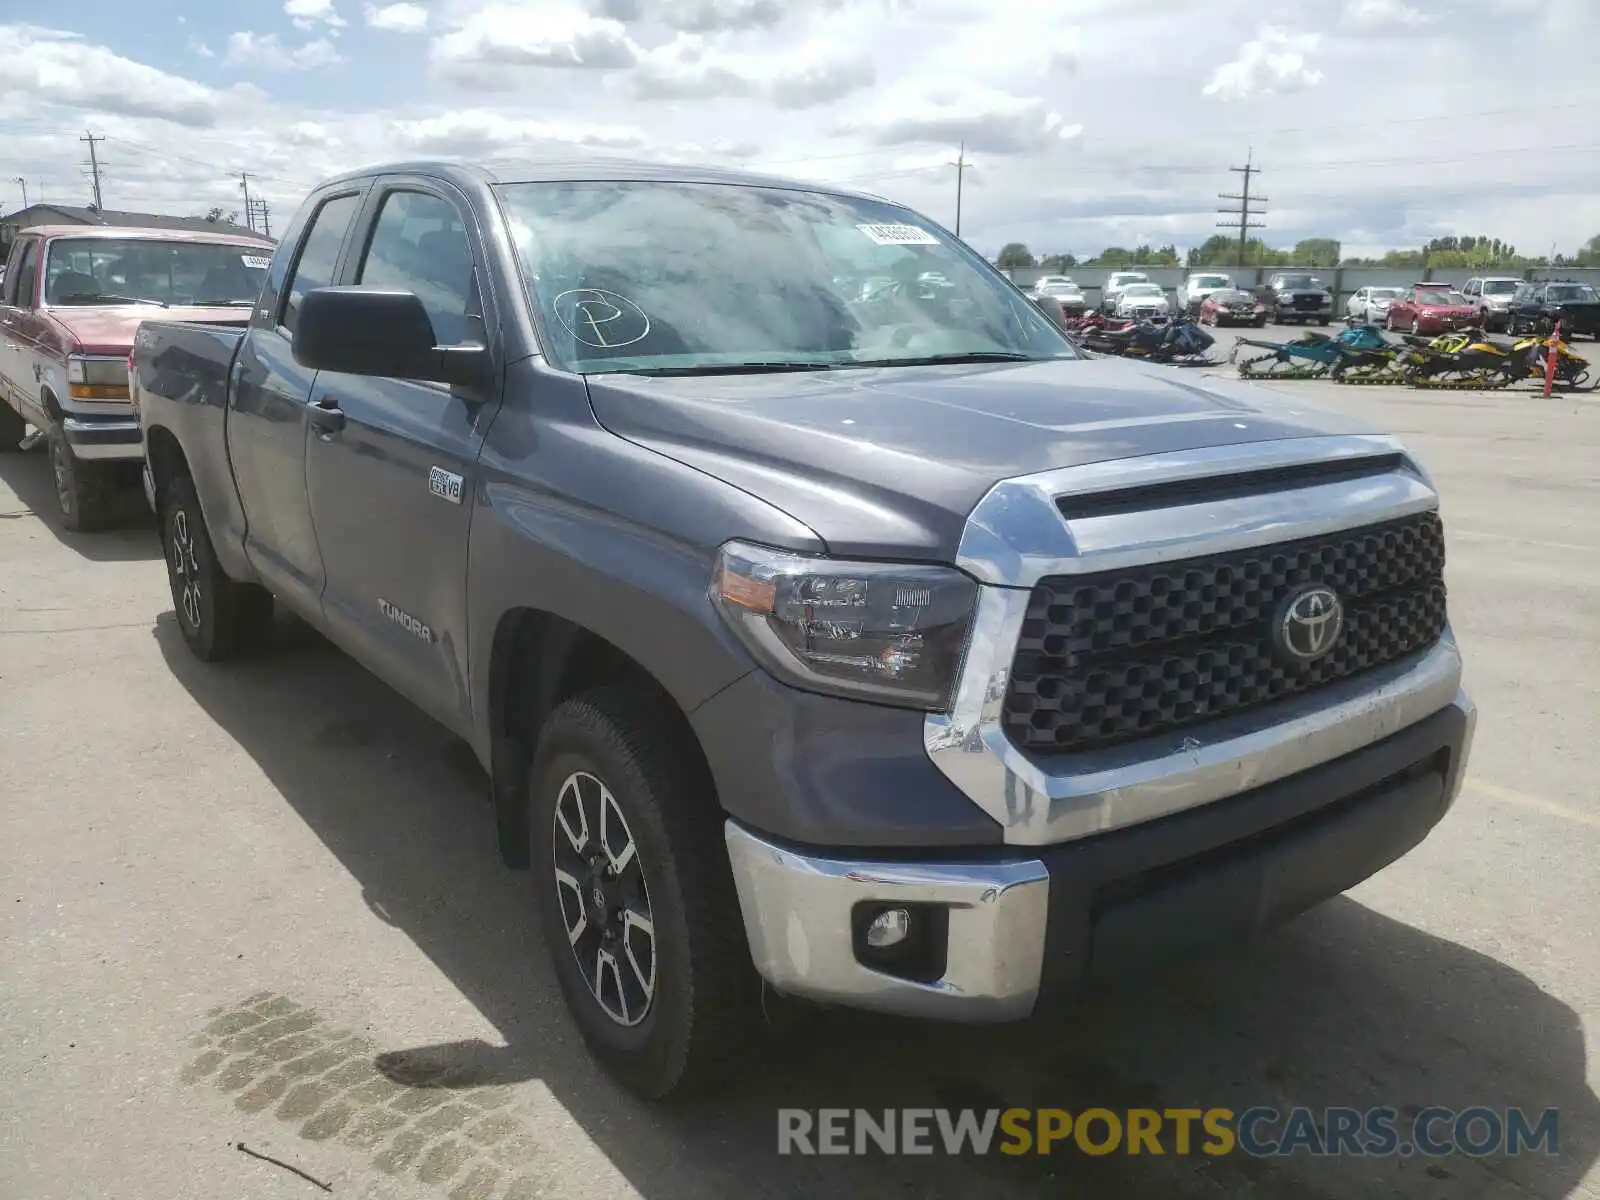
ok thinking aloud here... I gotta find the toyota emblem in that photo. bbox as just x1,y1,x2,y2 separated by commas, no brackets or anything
1274,584,1344,665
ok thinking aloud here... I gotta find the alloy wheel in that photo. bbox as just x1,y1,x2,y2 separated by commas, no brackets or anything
169,508,203,632
551,770,656,1027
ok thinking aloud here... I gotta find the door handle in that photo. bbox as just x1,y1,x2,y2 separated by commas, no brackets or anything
307,396,345,436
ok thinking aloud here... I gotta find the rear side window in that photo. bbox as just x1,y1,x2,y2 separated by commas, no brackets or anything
7,240,39,307
280,193,360,333
356,190,481,346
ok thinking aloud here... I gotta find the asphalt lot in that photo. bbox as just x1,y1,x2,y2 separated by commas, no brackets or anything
2,365,1597,1200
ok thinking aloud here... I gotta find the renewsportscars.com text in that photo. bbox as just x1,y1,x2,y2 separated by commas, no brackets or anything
777,1106,1560,1158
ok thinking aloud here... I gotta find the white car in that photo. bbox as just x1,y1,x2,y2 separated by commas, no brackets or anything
1459,277,1523,331
1115,282,1171,320
1030,276,1086,315
1102,270,1152,312
1345,286,1404,325
1177,272,1234,314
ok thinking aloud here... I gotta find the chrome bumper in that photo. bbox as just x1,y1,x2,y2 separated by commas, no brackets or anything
61,415,142,462
724,821,1050,1020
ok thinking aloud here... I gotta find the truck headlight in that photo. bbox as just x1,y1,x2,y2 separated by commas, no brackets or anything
712,540,977,710
67,355,130,398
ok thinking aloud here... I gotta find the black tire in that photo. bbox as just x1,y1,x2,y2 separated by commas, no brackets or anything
0,402,25,452
1254,315,1268,327
529,687,755,1100
159,472,273,660
1412,316,1422,335
47,420,115,532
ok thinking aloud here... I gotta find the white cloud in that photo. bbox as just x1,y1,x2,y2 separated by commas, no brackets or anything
1343,0,1430,27
630,34,873,108
1202,28,1323,100
188,37,215,58
0,24,222,126
431,5,638,76
843,81,1082,154
225,31,343,71
390,110,647,156
659,0,787,32
285,0,347,32
364,2,428,31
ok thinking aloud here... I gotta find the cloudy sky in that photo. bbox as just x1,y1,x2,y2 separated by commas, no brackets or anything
3,0,1599,260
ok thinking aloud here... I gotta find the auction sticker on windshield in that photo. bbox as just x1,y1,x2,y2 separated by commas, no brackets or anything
857,223,940,246
241,255,271,270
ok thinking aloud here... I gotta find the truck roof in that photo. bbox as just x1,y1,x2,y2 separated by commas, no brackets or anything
319,157,883,200
21,224,273,246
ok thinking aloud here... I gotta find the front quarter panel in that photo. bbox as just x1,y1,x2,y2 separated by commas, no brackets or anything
467,357,826,762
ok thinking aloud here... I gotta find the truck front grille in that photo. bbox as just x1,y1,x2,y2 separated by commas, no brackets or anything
1002,512,1448,754
1293,294,1324,311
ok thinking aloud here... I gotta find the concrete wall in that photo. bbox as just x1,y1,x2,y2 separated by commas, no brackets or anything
1004,264,1600,311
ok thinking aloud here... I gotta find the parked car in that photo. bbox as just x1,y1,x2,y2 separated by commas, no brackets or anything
1344,286,1404,326
1198,287,1267,327
1176,272,1234,314
1262,273,1333,325
1113,282,1171,320
132,158,1474,1100
1505,279,1600,339
0,224,273,528
1030,276,1086,314
1101,270,1151,312
1459,276,1523,331
1384,284,1479,335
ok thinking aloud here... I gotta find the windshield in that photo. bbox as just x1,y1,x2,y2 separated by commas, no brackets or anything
1546,284,1599,303
1415,290,1458,305
1194,275,1231,288
1122,284,1163,297
1370,288,1403,301
496,181,1072,374
1040,283,1079,295
1218,290,1255,303
1481,280,1518,295
1277,275,1317,288
44,238,269,306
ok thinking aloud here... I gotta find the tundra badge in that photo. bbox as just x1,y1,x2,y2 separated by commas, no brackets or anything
378,599,434,643
428,466,464,505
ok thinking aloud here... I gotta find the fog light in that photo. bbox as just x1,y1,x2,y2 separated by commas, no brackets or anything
865,907,911,949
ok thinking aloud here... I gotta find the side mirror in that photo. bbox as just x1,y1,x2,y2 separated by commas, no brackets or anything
292,287,487,388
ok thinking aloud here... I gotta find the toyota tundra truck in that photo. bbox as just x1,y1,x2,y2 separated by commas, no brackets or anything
130,160,1475,1099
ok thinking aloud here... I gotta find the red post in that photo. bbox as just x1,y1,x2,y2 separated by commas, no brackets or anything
1544,321,1562,397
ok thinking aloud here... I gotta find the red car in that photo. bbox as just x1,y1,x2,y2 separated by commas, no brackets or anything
1384,284,1478,335
1198,288,1268,327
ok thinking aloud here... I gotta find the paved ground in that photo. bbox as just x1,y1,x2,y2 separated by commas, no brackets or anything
2,367,1596,1199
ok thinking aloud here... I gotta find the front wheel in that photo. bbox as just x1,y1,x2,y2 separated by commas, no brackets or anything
530,687,755,1099
159,473,274,660
1412,317,1422,335
47,421,115,532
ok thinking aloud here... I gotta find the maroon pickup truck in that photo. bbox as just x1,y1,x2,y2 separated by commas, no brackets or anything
0,224,272,529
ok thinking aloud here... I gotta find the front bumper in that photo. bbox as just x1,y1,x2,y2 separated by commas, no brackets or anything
61,415,142,462
726,694,1474,1019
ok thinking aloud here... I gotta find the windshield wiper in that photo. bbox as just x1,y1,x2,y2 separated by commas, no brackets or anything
54,294,168,308
192,298,256,307
846,351,1043,368
611,361,841,376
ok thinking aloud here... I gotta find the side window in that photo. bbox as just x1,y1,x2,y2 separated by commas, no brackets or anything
280,193,361,334
356,190,480,346
8,240,39,307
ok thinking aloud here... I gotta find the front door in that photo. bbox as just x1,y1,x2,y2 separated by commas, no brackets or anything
226,188,365,615
303,182,501,731
0,240,41,416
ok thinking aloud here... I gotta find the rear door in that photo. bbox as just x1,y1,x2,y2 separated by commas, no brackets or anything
226,186,366,615
303,178,501,731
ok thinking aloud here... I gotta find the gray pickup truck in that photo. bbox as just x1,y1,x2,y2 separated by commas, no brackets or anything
131,159,1475,1099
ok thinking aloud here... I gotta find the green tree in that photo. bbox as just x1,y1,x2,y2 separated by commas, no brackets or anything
1039,252,1077,271
996,242,1036,269
1293,238,1341,267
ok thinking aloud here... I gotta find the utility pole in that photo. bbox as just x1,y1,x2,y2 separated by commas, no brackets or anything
1217,148,1267,265
950,140,967,238
245,196,271,237
80,130,106,210
239,172,255,233
14,177,26,209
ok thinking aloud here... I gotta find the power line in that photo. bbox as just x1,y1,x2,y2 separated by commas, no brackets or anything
80,130,106,210
1217,148,1266,264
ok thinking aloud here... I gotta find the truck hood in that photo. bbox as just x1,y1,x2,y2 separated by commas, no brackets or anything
47,304,253,355
585,357,1376,561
